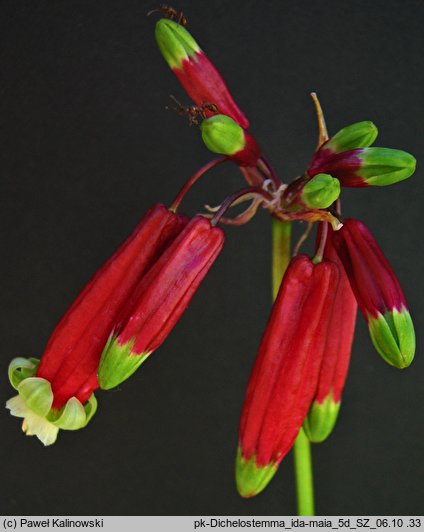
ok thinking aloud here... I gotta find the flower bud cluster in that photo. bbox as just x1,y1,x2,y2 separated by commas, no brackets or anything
152,13,417,497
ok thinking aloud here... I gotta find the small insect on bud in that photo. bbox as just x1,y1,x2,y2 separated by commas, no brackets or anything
200,115,261,167
332,219,415,368
148,5,188,28
155,19,249,129
301,173,340,209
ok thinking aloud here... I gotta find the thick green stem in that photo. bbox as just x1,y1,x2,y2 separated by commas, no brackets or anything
293,428,315,516
271,219,292,300
271,218,315,517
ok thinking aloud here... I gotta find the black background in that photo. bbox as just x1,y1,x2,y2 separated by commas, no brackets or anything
1,0,423,516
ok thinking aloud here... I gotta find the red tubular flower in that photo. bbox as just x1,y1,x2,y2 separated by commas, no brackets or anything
236,255,339,497
307,121,415,187
98,216,225,390
155,18,249,129
332,219,415,368
6,204,187,445
308,148,416,187
303,226,357,443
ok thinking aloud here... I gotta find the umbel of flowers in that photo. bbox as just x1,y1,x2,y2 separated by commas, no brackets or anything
6,7,416,514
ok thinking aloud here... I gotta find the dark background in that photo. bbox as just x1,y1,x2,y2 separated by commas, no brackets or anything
1,0,423,516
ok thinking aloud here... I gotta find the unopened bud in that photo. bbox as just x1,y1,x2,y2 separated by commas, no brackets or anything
368,308,415,369
201,115,261,167
323,121,378,154
155,19,200,70
155,19,249,128
309,147,416,187
301,173,340,209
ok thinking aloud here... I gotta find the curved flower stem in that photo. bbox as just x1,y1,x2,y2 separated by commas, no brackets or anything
258,157,283,190
271,218,315,516
210,187,271,226
170,156,227,212
313,221,328,264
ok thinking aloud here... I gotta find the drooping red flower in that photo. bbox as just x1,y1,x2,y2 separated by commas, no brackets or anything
38,204,187,408
98,216,225,390
332,218,415,368
236,255,339,497
304,225,357,442
7,204,187,444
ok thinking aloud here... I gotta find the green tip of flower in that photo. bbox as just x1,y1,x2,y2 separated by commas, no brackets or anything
6,395,60,446
155,19,200,70
200,114,245,156
302,173,340,209
303,392,341,443
235,446,278,498
368,307,415,368
98,336,150,390
6,357,98,445
359,148,416,186
48,395,98,430
326,121,378,153
18,377,54,417
8,356,40,390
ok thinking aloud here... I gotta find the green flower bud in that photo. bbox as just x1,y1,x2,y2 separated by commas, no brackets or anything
368,307,415,368
155,19,200,70
301,173,340,209
357,148,416,186
200,114,245,155
200,115,261,166
325,121,378,153
309,148,416,187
